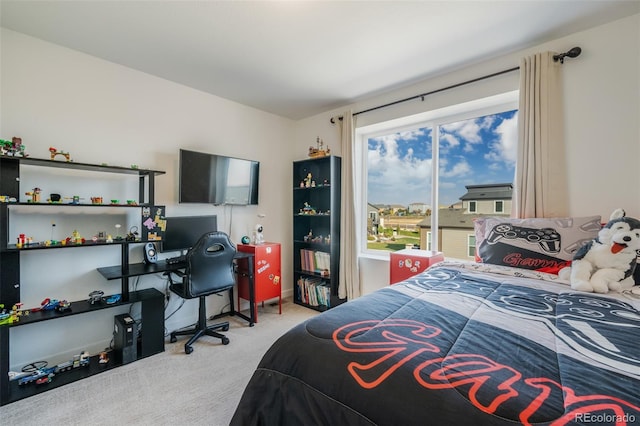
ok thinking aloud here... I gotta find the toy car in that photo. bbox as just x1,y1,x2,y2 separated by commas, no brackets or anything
55,300,71,313
104,294,121,304
40,298,60,311
88,290,104,304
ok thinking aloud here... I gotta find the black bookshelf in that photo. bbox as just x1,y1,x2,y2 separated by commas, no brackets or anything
292,156,345,311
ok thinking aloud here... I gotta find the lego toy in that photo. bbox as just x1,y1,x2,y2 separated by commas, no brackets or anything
308,137,330,158
49,146,71,161
0,137,27,157
25,187,42,203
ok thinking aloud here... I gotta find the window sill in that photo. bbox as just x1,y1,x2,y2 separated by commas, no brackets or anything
359,252,390,262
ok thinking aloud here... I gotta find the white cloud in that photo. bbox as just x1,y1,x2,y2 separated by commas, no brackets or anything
368,132,432,204
485,112,518,165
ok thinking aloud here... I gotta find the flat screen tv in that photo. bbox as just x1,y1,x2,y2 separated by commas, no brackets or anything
179,149,259,205
161,215,218,253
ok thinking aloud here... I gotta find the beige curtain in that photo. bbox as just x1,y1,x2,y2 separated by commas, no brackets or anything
513,51,568,218
338,110,361,300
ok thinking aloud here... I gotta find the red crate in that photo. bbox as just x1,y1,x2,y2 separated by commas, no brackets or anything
389,249,444,284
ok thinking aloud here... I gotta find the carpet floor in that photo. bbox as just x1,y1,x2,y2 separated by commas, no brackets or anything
0,299,317,425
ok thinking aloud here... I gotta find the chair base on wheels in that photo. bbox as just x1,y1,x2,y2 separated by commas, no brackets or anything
170,321,230,354
169,295,231,354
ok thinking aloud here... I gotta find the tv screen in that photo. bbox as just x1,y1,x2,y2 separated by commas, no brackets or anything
179,149,259,205
161,215,218,253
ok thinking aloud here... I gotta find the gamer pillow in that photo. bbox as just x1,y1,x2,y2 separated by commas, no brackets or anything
474,215,601,273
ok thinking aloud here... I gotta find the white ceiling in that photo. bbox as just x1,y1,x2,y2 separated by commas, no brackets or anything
1,1,639,120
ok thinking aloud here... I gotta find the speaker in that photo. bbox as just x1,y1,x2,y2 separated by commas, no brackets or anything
143,242,157,264
114,314,137,365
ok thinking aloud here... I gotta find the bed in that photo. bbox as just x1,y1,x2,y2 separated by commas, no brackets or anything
231,260,640,425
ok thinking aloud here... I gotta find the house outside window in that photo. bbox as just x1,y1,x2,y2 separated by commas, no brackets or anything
495,200,504,213
357,92,518,257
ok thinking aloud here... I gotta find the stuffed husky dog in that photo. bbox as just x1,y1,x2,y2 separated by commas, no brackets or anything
559,209,640,293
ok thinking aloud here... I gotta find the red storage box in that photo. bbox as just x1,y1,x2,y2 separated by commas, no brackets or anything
237,242,282,322
389,249,444,284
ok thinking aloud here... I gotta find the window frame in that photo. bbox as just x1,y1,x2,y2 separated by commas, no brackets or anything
494,200,504,213
467,234,476,258
355,91,518,257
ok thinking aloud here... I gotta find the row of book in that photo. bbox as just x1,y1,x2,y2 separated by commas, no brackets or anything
297,276,331,307
299,249,331,275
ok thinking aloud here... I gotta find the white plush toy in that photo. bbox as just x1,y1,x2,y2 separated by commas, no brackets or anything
559,208,640,293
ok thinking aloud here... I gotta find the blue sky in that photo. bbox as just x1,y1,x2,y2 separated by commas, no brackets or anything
367,110,518,207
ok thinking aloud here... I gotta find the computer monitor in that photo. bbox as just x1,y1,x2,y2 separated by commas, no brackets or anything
161,215,218,253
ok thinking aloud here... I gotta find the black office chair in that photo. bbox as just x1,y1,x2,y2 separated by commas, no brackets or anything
167,231,237,354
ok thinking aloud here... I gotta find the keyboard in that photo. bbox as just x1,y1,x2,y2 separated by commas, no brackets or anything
165,255,186,265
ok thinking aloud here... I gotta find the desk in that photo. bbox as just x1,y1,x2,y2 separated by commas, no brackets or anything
97,251,256,326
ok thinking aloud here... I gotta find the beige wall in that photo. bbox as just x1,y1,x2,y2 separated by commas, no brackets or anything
1,28,296,367
295,14,640,295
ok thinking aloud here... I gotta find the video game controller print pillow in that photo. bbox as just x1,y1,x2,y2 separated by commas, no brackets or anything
474,215,601,273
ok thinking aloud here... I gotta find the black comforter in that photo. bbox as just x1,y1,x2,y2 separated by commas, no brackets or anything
231,262,640,425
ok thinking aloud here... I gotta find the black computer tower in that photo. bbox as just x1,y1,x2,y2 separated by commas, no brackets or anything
114,314,137,364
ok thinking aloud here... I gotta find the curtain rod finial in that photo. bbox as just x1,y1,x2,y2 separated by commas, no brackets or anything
554,46,582,63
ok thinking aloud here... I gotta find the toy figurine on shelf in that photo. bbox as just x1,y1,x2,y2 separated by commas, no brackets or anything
66,195,83,204
25,187,42,203
88,290,104,304
0,137,27,157
304,230,313,242
49,146,71,162
304,173,312,188
301,202,316,215
66,229,85,245
16,233,31,248
48,193,62,203
308,137,330,158
99,351,109,364
0,304,20,325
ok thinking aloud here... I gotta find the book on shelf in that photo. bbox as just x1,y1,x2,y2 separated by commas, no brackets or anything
299,248,330,275
297,276,331,308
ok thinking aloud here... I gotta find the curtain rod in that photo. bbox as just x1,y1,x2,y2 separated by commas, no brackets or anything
330,46,581,124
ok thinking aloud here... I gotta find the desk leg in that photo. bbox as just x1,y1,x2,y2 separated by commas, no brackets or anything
232,258,255,327
229,286,235,316
248,261,256,326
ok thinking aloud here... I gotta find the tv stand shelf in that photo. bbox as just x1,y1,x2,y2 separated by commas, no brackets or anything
0,154,166,406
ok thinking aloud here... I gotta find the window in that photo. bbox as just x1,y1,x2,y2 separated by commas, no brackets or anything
495,200,504,213
357,92,518,257
467,234,476,257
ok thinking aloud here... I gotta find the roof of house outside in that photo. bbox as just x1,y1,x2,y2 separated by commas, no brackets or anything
417,208,509,229
459,183,513,201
